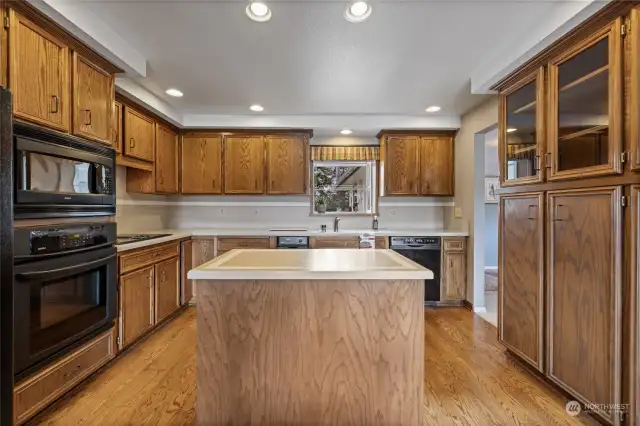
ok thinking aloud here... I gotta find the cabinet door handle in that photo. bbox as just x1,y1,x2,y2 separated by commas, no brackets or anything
545,153,552,169
84,109,92,125
51,95,59,113
130,138,136,149
533,155,541,172
527,205,537,220
554,204,564,222
161,270,166,282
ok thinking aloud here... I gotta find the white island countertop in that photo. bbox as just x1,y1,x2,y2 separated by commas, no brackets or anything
187,248,434,280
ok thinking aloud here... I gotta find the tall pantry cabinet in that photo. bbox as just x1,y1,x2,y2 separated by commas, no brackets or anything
496,4,638,425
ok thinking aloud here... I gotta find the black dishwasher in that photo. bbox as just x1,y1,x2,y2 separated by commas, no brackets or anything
390,237,441,304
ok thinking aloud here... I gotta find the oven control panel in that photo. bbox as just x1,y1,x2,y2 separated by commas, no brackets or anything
14,222,117,258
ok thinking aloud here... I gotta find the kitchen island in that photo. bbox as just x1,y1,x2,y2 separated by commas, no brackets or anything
188,248,432,425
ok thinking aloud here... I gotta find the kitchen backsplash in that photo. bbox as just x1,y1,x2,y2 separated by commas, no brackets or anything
116,166,452,232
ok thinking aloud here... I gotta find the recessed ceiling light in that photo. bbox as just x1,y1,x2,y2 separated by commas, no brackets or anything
340,129,353,135
507,127,517,133
425,105,441,113
344,1,371,23
246,1,271,22
165,88,183,97
250,104,264,112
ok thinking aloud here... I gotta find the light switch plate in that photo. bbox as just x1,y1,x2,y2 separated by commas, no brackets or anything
116,206,123,218
454,207,463,218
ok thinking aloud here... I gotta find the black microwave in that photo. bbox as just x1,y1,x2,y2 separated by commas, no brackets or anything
14,122,116,219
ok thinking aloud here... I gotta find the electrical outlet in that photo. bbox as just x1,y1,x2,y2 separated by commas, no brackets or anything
254,208,260,215
454,207,463,218
219,208,224,215
116,206,123,218
390,209,396,216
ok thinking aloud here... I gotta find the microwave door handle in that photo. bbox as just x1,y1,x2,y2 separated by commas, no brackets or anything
15,254,116,282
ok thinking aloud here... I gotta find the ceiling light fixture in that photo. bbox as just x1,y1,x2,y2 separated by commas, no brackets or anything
165,88,183,97
344,1,372,23
250,104,264,112
425,105,441,113
340,129,353,135
507,127,517,133
246,1,272,22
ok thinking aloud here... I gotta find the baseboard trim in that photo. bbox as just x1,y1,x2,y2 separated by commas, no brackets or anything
462,300,473,311
484,266,498,271
473,306,487,314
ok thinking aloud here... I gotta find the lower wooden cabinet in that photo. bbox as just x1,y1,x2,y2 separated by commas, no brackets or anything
632,185,640,426
119,265,154,348
546,187,622,424
181,239,194,305
118,243,182,350
440,238,466,301
154,257,180,324
498,192,544,371
309,236,360,249
217,237,271,256
13,327,116,425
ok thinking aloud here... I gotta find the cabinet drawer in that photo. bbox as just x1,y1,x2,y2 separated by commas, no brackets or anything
14,328,115,424
443,239,465,252
310,236,360,249
119,243,180,274
217,237,271,251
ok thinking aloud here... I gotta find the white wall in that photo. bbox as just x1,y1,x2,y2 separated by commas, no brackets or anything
115,166,171,233
445,96,499,307
484,129,499,269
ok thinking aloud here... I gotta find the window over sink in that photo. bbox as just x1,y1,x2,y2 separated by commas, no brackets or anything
311,160,378,215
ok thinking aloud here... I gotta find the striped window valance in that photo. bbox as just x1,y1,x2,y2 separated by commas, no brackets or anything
311,146,379,161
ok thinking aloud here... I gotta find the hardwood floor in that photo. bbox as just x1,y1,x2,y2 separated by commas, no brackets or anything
32,307,597,426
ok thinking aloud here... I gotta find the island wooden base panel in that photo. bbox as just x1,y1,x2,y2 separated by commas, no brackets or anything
32,307,598,425
196,279,424,426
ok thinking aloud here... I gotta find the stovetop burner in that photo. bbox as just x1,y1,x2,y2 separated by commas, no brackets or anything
116,234,173,245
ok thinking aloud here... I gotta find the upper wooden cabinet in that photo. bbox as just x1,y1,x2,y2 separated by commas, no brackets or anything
155,124,179,194
499,68,545,187
382,136,420,195
420,136,453,195
9,10,70,132
124,106,155,162
72,53,114,144
546,187,622,424
266,135,307,195
380,132,456,196
112,101,123,153
630,8,640,172
499,192,544,372
224,135,265,194
181,133,223,194
547,19,623,181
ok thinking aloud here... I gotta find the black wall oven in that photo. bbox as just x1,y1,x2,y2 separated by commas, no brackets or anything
14,122,115,219
13,223,117,377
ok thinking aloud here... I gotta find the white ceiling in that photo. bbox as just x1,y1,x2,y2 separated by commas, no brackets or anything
32,0,609,132
80,0,571,114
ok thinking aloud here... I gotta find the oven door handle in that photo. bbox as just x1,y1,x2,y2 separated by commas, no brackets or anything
15,254,116,281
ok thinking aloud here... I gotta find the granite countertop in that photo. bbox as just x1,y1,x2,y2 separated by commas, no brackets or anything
187,248,434,280
115,228,469,252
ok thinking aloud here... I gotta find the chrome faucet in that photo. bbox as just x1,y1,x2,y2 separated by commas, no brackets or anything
333,217,341,232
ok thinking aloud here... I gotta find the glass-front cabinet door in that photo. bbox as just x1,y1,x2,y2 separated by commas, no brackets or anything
499,68,544,186
547,18,623,180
